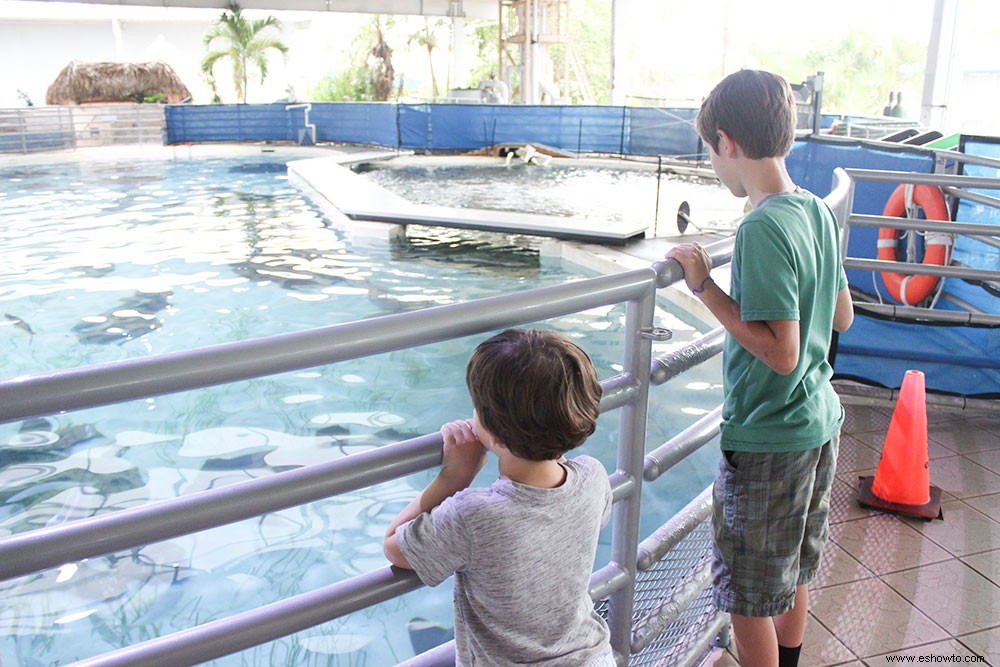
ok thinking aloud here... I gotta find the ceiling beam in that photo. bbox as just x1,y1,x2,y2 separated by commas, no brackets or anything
27,0,499,19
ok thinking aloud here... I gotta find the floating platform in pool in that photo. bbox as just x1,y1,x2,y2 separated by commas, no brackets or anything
287,156,648,245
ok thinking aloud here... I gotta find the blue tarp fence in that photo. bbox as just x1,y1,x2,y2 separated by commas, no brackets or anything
165,103,703,158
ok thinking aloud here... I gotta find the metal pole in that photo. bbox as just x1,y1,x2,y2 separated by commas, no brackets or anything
654,155,662,235
606,286,659,664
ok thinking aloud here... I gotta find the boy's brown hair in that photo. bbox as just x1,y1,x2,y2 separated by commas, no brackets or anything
466,328,602,461
696,69,797,160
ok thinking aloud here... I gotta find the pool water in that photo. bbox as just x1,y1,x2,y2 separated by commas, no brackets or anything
0,148,722,666
356,154,745,234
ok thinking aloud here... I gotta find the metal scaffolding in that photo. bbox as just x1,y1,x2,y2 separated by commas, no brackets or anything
498,0,594,104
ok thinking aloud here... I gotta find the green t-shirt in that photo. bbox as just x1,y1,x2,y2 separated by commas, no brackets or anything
720,189,848,452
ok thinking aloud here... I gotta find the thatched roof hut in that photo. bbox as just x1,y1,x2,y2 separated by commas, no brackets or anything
46,61,192,105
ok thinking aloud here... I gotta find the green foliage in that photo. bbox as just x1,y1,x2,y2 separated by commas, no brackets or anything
126,91,166,104
201,2,289,103
569,0,611,104
310,66,373,102
749,30,925,115
310,15,398,102
467,20,500,86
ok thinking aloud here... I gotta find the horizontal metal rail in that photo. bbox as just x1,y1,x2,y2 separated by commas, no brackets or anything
854,301,1000,326
0,104,166,152
654,238,734,288
241,555,637,667
844,168,1000,191
844,257,1000,282
631,487,716,654
632,561,713,653
942,186,1000,212
941,288,997,314
933,147,1000,171
0,369,645,583
0,433,439,583
840,163,1000,328
0,267,663,425
644,407,724,482
650,328,725,386
69,566,423,667
67,531,636,667
675,613,732,667
636,487,714,571
848,213,1000,238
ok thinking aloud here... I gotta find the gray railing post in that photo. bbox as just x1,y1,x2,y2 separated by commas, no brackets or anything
606,268,660,664
17,108,27,153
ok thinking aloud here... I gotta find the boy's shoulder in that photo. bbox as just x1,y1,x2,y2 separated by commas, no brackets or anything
741,189,826,227
447,456,608,516
565,454,609,484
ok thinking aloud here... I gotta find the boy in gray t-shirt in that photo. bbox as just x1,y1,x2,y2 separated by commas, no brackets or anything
384,328,615,667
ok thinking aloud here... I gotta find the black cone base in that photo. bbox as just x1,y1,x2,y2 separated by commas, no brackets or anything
857,475,943,521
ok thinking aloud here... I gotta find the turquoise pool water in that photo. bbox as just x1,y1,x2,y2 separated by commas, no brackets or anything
0,148,722,666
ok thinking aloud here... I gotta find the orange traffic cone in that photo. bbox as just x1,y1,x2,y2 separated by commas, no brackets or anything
858,370,943,520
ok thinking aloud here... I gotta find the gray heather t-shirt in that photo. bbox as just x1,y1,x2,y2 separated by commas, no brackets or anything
396,455,613,667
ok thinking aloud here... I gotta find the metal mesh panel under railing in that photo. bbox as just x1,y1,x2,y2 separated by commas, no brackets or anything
629,590,718,667
629,520,723,667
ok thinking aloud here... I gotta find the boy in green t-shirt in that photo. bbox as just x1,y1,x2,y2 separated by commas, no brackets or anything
667,69,854,667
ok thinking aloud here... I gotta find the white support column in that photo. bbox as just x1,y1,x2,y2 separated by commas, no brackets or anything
111,16,125,60
920,0,960,132
526,0,540,104
450,15,467,90
610,0,626,105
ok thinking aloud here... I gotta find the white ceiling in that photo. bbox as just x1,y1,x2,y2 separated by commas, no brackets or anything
26,0,500,18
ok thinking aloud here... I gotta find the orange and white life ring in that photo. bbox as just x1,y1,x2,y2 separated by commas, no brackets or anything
877,184,951,306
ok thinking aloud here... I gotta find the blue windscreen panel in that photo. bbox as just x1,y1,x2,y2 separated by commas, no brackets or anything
166,103,702,157
311,103,399,147
627,107,701,159
834,315,1000,397
410,105,628,153
831,135,1000,397
397,104,431,150
165,104,294,143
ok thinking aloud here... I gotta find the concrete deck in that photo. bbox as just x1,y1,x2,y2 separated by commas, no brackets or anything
287,155,649,245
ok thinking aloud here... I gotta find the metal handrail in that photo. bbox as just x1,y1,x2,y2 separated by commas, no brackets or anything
843,168,1000,191
848,213,1000,237
1,236,736,667
0,362,677,583
0,104,165,153
0,433,441,582
71,567,423,667
0,268,658,424
844,258,1000,282
839,166,1000,325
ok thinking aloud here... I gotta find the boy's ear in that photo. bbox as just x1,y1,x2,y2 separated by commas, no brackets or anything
717,130,739,158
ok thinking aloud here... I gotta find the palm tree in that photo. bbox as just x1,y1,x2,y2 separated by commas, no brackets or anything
408,19,444,99
369,17,395,102
201,2,289,103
